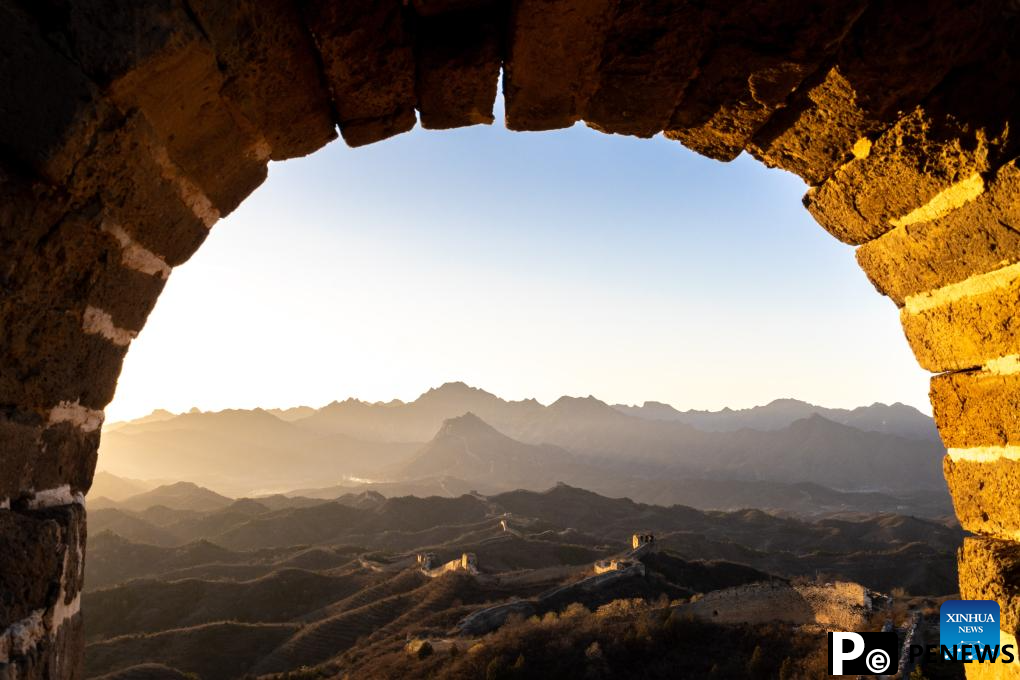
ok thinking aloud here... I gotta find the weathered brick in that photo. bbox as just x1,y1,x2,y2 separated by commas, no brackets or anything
187,0,338,160
0,305,128,411
901,274,1020,373
414,4,502,130
805,49,1020,245
0,413,99,501
960,537,1020,637
504,0,616,131
69,114,210,267
749,0,1000,185
946,456,1020,540
857,160,1020,305
0,2,101,184
59,0,268,215
665,0,864,161
0,505,85,678
305,0,417,147
931,370,1020,450
582,0,707,138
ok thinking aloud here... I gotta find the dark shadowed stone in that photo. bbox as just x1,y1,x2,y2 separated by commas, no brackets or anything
414,3,502,130
582,0,707,138
305,0,417,146
805,49,1020,245
0,305,128,411
931,370,1020,450
857,160,1020,305
504,0,616,131
665,0,866,161
749,0,1003,185
56,0,268,215
187,0,338,160
0,413,99,501
68,114,210,267
0,505,85,679
0,2,101,183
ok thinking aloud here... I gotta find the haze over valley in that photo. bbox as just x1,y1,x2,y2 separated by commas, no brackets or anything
98,382,949,518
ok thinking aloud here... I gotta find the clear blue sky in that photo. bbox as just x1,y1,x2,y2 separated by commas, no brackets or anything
107,97,931,422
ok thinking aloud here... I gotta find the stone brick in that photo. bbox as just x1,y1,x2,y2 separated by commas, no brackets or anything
805,107,995,244
86,262,166,333
0,305,128,411
0,505,85,677
504,0,616,131
665,0,864,161
959,537,1020,636
414,4,502,130
857,160,1020,306
305,0,417,146
946,456,1020,540
58,0,268,215
931,370,1020,450
0,413,99,501
901,274,1020,373
69,114,210,267
0,2,101,184
749,0,1000,185
187,0,338,160
582,0,707,138
0,511,62,628
805,49,1020,245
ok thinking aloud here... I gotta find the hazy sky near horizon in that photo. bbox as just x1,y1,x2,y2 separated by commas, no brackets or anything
106,100,931,422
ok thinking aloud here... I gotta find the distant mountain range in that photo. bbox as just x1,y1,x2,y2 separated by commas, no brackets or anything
98,383,948,510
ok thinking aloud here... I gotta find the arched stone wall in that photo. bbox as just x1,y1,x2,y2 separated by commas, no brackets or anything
1,1,1018,677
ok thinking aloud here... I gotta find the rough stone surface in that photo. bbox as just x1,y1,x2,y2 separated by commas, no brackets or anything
805,48,1020,245
187,0,338,160
0,175,128,410
0,2,101,183
0,413,99,502
306,0,417,146
0,505,85,679
749,0,1001,185
68,113,210,267
901,275,1020,373
56,0,268,215
931,370,1020,450
857,159,1020,305
960,537,1020,636
946,456,1020,540
414,4,502,130
503,0,616,131
665,0,865,161
582,0,707,138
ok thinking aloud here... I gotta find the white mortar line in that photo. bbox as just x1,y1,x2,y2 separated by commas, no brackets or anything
26,485,85,510
890,172,985,228
150,144,220,228
82,305,137,346
948,446,1020,463
101,220,171,279
983,354,1020,376
903,260,1020,315
48,401,104,433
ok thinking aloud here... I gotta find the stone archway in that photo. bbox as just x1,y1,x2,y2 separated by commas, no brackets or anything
1,1,1019,677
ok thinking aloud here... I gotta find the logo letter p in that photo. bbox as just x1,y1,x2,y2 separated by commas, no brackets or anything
830,632,865,675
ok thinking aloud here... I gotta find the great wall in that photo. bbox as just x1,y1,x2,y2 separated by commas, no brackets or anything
4,1,1020,677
